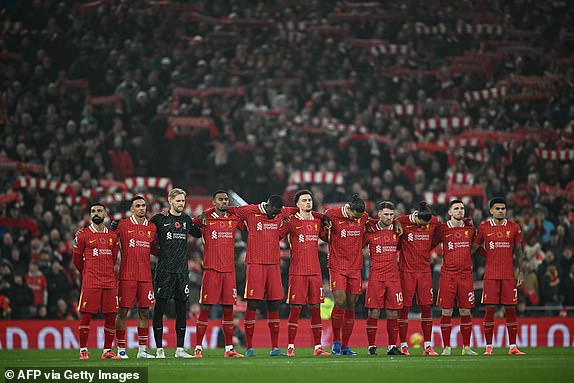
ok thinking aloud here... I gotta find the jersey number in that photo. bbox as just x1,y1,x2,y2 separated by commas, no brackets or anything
468,292,475,304
148,290,155,301
395,292,403,303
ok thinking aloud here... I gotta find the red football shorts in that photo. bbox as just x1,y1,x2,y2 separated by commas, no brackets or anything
329,269,362,295
400,272,433,306
244,264,284,301
481,279,518,305
365,279,404,310
200,269,237,305
79,287,118,314
437,272,475,309
287,274,324,305
118,280,155,309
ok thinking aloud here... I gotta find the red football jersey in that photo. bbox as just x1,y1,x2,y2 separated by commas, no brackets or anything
73,224,119,289
116,216,156,282
325,205,369,271
193,211,246,272
435,221,474,274
281,212,324,276
230,204,291,265
26,273,47,306
363,222,400,281
474,219,522,279
396,213,440,273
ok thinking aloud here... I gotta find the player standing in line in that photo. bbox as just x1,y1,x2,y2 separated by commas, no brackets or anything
280,190,331,357
225,195,291,357
191,190,245,358
150,188,201,359
434,200,478,356
325,194,370,355
395,201,440,356
112,196,157,359
471,197,526,355
73,202,120,360
362,201,404,356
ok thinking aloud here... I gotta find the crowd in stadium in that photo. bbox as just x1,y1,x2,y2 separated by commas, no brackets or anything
0,0,573,325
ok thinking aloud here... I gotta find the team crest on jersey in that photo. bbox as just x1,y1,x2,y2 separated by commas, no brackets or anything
291,294,296,300
249,289,254,296
183,222,187,229
148,231,151,237
109,238,114,245
203,294,208,300
315,223,318,230
393,234,396,240
506,230,511,238
465,230,469,237
228,220,232,227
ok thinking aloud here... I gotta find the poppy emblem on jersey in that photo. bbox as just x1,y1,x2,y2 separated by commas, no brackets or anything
220,222,225,227
455,232,462,239
307,225,312,231
139,230,144,236
384,236,389,242
99,238,105,245
497,232,504,238
175,222,181,229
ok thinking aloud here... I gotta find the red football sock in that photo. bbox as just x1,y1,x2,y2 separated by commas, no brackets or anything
506,306,518,345
460,315,472,347
310,306,322,346
398,307,409,343
331,307,344,343
79,312,92,349
483,306,496,345
288,306,301,345
420,305,432,342
268,311,280,349
104,313,116,350
341,309,355,347
222,309,234,347
196,309,210,347
137,326,148,347
387,318,398,347
116,329,126,349
366,317,378,346
440,315,452,347
244,309,256,350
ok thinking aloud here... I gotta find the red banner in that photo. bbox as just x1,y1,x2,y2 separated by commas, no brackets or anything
1,317,573,350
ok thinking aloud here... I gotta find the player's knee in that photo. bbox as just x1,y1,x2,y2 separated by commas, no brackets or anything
442,309,453,317
118,308,129,319
368,309,380,319
459,308,471,316
247,300,259,311
138,308,149,319
386,309,398,319
267,300,281,312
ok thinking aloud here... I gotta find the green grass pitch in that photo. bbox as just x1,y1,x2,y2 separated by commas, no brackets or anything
2,348,574,383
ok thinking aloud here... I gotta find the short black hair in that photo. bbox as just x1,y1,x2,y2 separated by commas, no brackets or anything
212,189,228,199
89,202,106,211
489,197,506,208
417,200,432,222
448,199,464,208
268,195,284,209
349,194,365,213
378,201,395,211
131,195,145,205
294,189,312,204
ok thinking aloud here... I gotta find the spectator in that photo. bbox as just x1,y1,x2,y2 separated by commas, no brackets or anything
5,274,34,319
